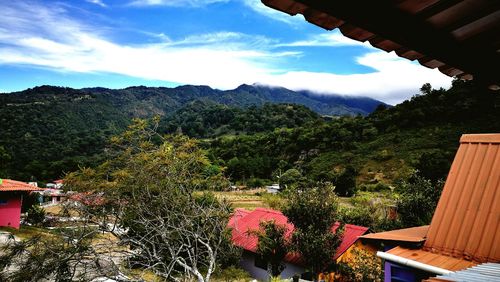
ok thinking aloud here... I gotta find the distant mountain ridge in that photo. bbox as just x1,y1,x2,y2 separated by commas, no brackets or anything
79,83,388,116
0,84,386,180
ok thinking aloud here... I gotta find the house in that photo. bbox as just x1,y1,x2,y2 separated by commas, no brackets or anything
39,188,67,205
265,184,280,194
360,134,500,281
228,207,368,280
0,179,43,229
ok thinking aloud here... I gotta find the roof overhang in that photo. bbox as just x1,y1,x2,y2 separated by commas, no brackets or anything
262,0,500,89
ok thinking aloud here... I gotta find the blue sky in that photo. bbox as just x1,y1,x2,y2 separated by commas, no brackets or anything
0,0,452,104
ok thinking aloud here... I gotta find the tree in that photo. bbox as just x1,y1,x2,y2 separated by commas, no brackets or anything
396,175,444,227
282,184,344,281
251,220,290,279
25,205,46,226
279,168,302,190
0,118,237,282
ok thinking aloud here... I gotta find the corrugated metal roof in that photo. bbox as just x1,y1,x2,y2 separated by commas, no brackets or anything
360,225,429,243
229,208,368,264
424,134,500,263
0,179,42,192
261,0,500,88
428,263,500,282
387,246,477,272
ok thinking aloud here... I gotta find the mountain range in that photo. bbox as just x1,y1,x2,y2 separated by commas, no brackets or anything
0,84,386,180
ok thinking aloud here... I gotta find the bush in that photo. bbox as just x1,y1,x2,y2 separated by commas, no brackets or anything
396,175,444,227
25,205,46,226
247,178,266,188
337,248,382,282
213,266,252,282
261,193,285,210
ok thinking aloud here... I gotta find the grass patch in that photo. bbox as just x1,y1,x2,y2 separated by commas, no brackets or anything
0,226,53,240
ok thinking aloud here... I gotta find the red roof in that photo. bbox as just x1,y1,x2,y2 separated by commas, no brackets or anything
0,179,43,192
228,207,368,264
54,179,64,184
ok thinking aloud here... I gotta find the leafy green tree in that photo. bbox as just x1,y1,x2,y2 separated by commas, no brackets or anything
396,175,444,227
64,119,237,282
0,146,11,177
26,205,46,226
282,184,344,281
329,165,357,197
279,168,302,190
251,220,290,278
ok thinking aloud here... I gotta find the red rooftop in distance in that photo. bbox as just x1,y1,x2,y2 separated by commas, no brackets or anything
228,207,368,265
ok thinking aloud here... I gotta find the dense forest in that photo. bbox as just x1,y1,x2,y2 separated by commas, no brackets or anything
1,80,499,188
0,84,383,181
208,80,500,190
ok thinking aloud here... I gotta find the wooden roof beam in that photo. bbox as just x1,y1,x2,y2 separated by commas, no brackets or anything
269,0,499,86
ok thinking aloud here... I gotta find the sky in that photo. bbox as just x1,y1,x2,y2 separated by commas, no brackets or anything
0,0,453,104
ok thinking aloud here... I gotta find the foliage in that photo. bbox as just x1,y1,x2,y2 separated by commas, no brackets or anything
279,168,303,190
0,84,373,181
396,175,444,227
161,102,322,138
64,119,238,282
25,205,46,227
282,184,344,279
337,248,382,282
261,193,285,210
2,81,499,188
251,220,290,278
0,229,112,282
212,266,252,282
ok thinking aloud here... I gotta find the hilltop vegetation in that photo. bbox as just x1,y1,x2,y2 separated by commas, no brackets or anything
0,84,382,181
0,80,498,189
208,80,500,188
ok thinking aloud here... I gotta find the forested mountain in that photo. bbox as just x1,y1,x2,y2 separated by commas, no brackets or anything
160,101,322,138
1,84,379,180
1,80,498,187
208,80,500,191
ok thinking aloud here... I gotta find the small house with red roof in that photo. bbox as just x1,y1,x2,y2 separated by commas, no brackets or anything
0,178,42,229
228,207,368,280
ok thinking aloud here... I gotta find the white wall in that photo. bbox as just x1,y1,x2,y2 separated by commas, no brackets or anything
240,251,305,280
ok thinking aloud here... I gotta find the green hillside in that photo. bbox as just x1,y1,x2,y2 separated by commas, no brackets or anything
207,80,500,190
1,80,498,188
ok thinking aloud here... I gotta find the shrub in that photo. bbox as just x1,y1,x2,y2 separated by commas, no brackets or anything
337,248,382,282
213,266,252,282
25,205,46,226
261,193,285,210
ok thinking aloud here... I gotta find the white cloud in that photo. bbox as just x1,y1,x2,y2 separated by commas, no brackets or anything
261,52,451,105
86,0,107,7
242,0,305,25
0,1,451,104
277,31,369,48
128,0,228,7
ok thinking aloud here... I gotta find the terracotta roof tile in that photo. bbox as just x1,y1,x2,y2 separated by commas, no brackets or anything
424,134,500,263
360,225,429,243
0,179,43,192
387,246,477,272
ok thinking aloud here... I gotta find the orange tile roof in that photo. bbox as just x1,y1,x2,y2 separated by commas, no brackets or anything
261,0,500,88
0,179,43,192
387,246,477,272
424,134,500,263
360,225,429,243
